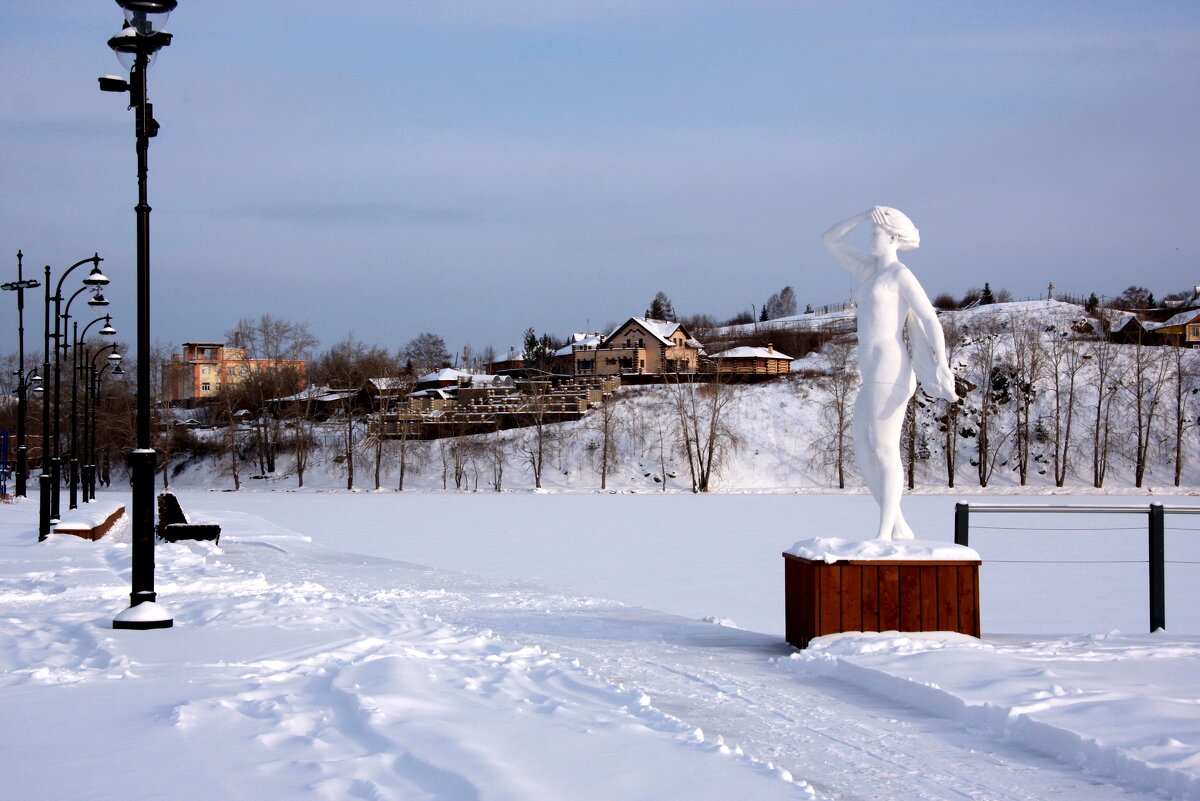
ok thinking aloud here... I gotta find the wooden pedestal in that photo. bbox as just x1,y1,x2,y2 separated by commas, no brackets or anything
783,553,981,649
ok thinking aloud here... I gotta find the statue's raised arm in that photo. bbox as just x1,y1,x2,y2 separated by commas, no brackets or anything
820,209,875,279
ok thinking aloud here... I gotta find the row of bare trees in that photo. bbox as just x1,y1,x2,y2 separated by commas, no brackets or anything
808,316,1199,490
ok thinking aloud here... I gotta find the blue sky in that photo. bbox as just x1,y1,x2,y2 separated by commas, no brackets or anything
3,1,1199,359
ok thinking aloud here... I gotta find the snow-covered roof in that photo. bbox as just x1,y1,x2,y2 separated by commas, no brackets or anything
367,377,409,391
417,367,472,384
1145,309,1200,331
1109,314,1146,332
268,385,344,403
605,318,687,348
710,346,793,361
554,334,603,357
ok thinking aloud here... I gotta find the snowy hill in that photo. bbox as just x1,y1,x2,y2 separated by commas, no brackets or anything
160,300,1200,494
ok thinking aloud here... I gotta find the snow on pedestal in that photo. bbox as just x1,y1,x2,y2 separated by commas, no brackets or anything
783,538,981,649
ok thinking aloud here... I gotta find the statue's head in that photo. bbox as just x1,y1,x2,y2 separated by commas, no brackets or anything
871,206,920,251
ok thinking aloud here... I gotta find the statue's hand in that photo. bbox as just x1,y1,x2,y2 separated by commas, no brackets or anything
926,365,959,403
870,206,890,226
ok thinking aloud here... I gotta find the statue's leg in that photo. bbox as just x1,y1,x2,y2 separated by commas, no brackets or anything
872,393,909,541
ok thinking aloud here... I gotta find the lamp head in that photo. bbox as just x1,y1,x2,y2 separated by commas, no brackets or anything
100,321,117,336
83,264,110,286
88,291,110,307
115,0,177,36
107,352,124,365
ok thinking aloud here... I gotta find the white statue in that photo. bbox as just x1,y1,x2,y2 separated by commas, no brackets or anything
821,207,958,540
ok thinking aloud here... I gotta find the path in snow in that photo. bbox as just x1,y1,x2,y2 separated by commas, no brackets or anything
196,501,1167,801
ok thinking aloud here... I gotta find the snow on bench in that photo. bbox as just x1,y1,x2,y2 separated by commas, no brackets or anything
53,503,125,541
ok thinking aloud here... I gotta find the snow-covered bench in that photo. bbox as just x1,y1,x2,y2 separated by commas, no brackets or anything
156,492,221,544
54,502,125,541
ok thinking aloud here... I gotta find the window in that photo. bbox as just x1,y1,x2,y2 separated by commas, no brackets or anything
1189,325,1200,340
201,382,211,392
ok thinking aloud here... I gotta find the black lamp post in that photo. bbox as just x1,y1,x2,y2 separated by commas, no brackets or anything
2,251,41,498
57,284,109,513
70,315,117,507
100,0,177,629
39,255,107,541
85,344,123,502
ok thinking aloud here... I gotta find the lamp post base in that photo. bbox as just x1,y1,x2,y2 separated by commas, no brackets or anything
113,599,173,630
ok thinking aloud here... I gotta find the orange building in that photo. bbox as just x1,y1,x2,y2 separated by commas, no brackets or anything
163,342,307,406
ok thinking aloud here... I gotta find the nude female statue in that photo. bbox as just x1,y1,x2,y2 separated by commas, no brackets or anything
821,207,958,540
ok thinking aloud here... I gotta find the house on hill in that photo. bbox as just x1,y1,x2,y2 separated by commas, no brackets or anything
707,344,793,374
588,317,702,375
1146,309,1200,346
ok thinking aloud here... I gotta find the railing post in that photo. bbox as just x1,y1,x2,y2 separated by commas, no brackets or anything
954,502,970,548
1148,503,1165,633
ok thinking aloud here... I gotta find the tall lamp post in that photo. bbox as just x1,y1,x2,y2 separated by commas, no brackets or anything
100,0,177,630
85,344,123,502
56,284,110,513
70,315,117,507
39,255,107,541
2,251,41,498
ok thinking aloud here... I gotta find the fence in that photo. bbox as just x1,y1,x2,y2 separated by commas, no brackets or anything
953,502,1200,633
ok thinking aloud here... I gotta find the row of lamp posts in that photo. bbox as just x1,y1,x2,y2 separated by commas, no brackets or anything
4,0,178,630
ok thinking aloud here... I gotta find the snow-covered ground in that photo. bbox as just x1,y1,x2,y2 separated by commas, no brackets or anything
3,488,1198,800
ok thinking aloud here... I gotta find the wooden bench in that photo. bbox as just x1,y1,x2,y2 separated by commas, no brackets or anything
54,503,125,541
157,492,221,544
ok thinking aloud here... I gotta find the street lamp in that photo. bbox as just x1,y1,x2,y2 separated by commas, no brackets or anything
2,251,41,498
39,254,106,541
56,285,110,513
85,344,123,501
70,315,117,508
100,0,177,630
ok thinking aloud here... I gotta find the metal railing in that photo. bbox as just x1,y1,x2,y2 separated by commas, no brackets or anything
953,502,1200,633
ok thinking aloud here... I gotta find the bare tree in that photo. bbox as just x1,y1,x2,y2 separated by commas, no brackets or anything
585,388,624,489
1124,339,1170,487
938,318,966,488
964,320,1008,487
1088,338,1123,488
516,388,561,489
314,336,397,490
665,374,739,493
1167,345,1197,486
1008,317,1044,485
810,338,857,488
1044,333,1086,486
402,332,450,376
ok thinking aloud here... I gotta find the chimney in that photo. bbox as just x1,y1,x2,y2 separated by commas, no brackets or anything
768,343,774,354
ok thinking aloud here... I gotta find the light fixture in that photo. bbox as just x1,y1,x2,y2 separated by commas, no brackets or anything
100,321,117,336
116,0,177,36
83,265,110,286
88,292,110,307
107,352,123,365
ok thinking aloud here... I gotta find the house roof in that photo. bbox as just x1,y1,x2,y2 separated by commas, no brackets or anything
268,385,342,403
367,377,409,391
1146,309,1200,331
710,346,793,361
554,334,603,357
605,317,690,348
416,367,473,384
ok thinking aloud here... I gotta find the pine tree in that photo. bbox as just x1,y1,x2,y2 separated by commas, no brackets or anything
646,291,676,321
979,282,996,305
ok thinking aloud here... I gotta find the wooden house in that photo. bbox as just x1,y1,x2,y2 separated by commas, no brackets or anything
708,344,793,374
